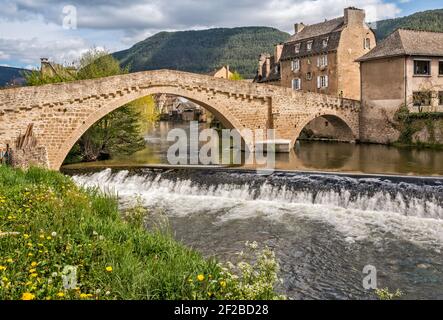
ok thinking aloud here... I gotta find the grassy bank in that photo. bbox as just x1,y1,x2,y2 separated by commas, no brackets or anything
0,166,283,300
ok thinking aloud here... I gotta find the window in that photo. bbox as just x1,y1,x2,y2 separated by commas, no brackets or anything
294,43,301,54
307,41,313,51
414,60,431,76
307,58,311,65
439,91,443,105
322,38,329,48
413,91,432,106
317,55,328,68
317,75,329,89
291,59,300,72
274,65,280,74
306,72,312,81
439,61,443,76
292,78,301,91
364,38,371,50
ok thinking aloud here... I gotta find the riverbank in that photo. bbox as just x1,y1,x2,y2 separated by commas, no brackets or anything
0,166,283,300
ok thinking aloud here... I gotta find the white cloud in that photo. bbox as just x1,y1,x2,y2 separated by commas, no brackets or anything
0,0,404,66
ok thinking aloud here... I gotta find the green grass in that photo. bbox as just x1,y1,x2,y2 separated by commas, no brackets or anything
0,166,282,300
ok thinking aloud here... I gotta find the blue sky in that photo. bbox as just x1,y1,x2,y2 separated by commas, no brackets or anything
0,0,441,69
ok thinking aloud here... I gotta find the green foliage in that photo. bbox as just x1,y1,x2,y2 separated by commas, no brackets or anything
0,166,282,300
376,9,443,40
76,48,129,80
73,106,146,162
229,71,244,81
375,288,404,300
113,27,289,79
130,96,160,132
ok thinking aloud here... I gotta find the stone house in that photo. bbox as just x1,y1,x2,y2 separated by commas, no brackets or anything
255,7,376,100
208,65,234,79
357,29,443,143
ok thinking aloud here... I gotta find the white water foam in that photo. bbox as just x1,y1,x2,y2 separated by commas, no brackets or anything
73,169,443,249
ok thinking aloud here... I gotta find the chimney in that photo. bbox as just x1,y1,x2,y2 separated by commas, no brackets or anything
274,43,284,63
344,7,365,26
265,55,271,78
294,23,305,34
258,54,268,77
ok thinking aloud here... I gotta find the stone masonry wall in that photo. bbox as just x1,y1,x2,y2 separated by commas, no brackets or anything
0,70,360,170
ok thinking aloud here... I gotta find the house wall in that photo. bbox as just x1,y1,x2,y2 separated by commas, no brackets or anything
337,20,376,100
406,57,443,112
280,52,339,95
360,57,406,143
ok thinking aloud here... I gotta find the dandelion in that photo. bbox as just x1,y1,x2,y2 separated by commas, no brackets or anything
29,268,37,273
105,291,111,296
2,277,8,282
6,258,13,263
31,262,37,267
30,273,38,278
0,266,6,271
105,266,113,272
95,289,101,295
51,272,58,277
79,293,88,299
46,236,52,240
28,253,34,257
57,292,65,298
21,293,35,300
197,274,205,281
220,281,227,288
24,234,30,239
51,232,57,237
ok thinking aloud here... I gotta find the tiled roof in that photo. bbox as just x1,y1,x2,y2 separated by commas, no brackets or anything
281,31,341,61
357,29,443,62
286,17,345,43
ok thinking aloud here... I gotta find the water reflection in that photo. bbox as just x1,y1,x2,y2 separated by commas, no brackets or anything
63,121,443,176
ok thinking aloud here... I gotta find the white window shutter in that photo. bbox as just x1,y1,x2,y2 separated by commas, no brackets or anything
317,57,320,67
325,75,329,88
325,55,328,66
317,76,321,89
299,78,302,90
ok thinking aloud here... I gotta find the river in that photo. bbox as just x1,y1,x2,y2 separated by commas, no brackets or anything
64,121,443,300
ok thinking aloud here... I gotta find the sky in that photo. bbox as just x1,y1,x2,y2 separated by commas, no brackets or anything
0,0,441,69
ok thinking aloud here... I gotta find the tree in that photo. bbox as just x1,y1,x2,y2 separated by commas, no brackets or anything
130,96,160,132
229,71,244,81
24,48,148,164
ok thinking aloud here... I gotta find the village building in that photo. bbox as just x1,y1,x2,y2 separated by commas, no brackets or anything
357,29,443,143
255,7,376,100
208,65,234,79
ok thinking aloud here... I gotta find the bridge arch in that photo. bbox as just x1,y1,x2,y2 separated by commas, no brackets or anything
53,85,250,170
291,113,359,148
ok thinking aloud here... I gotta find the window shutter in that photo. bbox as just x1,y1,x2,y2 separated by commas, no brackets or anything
299,78,302,90
317,57,320,67
325,75,329,88
325,55,328,66
317,76,321,89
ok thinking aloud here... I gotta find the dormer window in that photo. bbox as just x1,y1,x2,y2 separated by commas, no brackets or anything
322,38,329,48
294,43,301,53
307,41,313,51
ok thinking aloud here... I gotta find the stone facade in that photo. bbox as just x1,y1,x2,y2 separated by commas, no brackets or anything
0,70,360,170
256,7,376,101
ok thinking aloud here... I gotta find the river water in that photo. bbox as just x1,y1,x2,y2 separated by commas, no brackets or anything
66,122,443,300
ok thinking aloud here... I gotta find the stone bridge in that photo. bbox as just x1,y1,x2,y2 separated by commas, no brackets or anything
0,70,360,170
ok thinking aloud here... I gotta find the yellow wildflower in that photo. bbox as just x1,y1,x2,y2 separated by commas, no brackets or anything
6,258,13,263
22,292,35,300
30,273,38,278
220,281,227,288
31,262,37,267
28,253,34,257
197,274,205,281
2,277,8,282
46,236,52,240
105,266,113,272
29,268,37,273
0,266,6,271
24,234,30,239
79,293,88,299
57,292,65,298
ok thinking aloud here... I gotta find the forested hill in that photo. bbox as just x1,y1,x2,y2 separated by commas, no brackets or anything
375,9,443,40
113,27,290,79
0,66,28,87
